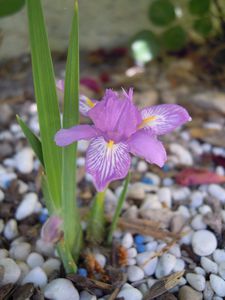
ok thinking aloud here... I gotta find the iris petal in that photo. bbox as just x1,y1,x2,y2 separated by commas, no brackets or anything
86,136,131,191
128,130,167,167
55,125,99,146
140,104,191,135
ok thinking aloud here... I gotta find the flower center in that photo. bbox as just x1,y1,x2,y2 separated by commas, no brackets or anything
138,115,157,129
107,140,114,148
86,98,95,108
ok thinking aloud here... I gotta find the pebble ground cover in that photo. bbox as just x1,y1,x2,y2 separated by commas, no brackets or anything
1,53,225,299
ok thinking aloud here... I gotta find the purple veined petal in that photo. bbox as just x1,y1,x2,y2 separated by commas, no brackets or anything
139,104,192,135
88,89,142,141
55,125,99,147
41,215,63,244
86,136,131,191
56,79,65,92
79,95,98,117
128,130,167,168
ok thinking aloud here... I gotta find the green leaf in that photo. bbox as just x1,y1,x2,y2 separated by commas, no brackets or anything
189,0,211,15
26,0,62,208
161,25,187,51
16,115,44,167
148,0,176,26
0,0,25,17
131,30,160,64
62,0,82,261
107,172,130,245
193,17,213,37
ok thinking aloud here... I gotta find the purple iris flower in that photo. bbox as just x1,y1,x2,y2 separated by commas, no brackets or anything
55,85,191,191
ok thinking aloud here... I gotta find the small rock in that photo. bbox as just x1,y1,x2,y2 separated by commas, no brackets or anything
22,266,47,287
4,219,18,240
199,205,212,215
140,195,162,210
127,248,137,258
15,147,34,174
213,249,225,264
201,257,218,274
121,233,133,249
155,253,176,278
0,249,8,259
157,187,172,208
35,239,55,256
136,251,158,276
218,262,225,280
169,143,193,165
194,267,206,276
80,290,97,300
172,187,191,202
203,281,214,300
178,285,203,300
127,265,144,282
42,258,61,276
137,161,148,172
94,253,106,268
191,215,206,230
117,284,143,300
186,273,205,292
173,259,185,272
27,252,44,268
210,274,225,297
190,191,204,208
192,230,217,256
9,242,31,261
145,241,158,252
0,258,21,285
169,244,181,257
15,193,38,220
128,183,146,200
144,172,160,185
44,278,79,300
208,185,225,203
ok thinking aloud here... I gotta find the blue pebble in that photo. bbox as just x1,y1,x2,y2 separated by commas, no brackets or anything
39,213,48,224
162,164,170,172
134,234,145,245
136,244,146,253
78,268,87,277
141,177,154,185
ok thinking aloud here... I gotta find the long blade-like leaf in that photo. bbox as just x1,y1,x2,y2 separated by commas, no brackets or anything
26,0,61,207
16,115,44,167
62,0,82,260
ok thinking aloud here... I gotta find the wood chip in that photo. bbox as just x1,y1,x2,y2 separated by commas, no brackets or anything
0,284,15,300
143,271,184,300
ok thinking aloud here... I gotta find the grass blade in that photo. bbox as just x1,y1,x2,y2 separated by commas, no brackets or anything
107,173,131,244
16,115,44,167
26,0,62,208
62,0,82,261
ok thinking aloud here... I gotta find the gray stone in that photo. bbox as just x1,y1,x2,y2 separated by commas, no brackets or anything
178,285,203,300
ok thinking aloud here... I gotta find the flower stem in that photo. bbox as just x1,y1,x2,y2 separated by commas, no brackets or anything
107,172,130,245
87,190,106,244
57,240,77,274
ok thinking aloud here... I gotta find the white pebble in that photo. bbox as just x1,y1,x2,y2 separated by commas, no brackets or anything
169,143,193,165
192,230,217,256
155,253,176,278
117,284,143,300
27,252,44,268
35,239,55,256
127,248,137,258
140,195,162,210
17,261,30,282
44,278,79,300
137,161,148,172
121,233,133,249
199,205,212,215
127,258,136,266
213,249,225,264
127,265,144,282
4,219,18,240
201,257,218,274
0,258,21,285
173,258,185,272
145,172,160,185
157,187,172,208
169,244,181,258
42,258,61,276
218,262,225,280
172,187,191,202
22,266,47,287
204,281,214,299
136,252,158,276
145,241,158,252
208,184,225,203
80,291,97,300
191,214,206,230
15,147,34,174
9,242,31,261
210,274,225,297
190,191,204,208
186,273,206,291
15,193,38,220
94,253,106,268
194,267,206,276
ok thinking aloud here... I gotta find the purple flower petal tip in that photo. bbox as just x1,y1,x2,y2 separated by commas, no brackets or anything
56,79,65,92
41,215,63,244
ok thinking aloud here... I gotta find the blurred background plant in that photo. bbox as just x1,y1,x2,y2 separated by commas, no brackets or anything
131,0,225,66
0,0,25,18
